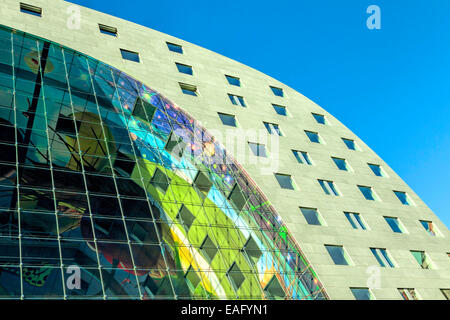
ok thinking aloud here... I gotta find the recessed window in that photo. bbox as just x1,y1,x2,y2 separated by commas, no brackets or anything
193,170,212,195
305,130,321,143
312,113,326,124
185,266,201,289
350,288,373,300
179,83,198,96
248,142,267,157
274,173,296,190
272,104,287,116
176,63,193,75
441,289,450,300
167,42,183,54
325,245,351,265
177,205,196,231
368,163,384,177
228,94,246,107
264,122,283,136
318,179,339,196
394,191,411,205
300,207,324,226
150,168,171,194
384,217,405,233
332,157,349,171
270,86,284,97
292,150,312,165
371,248,395,268
342,138,358,150
398,288,419,300
263,276,285,300
99,24,117,37
344,212,366,230
243,236,262,264
120,49,140,63
420,220,440,236
410,250,432,269
20,3,42,16
358,185,377,201
218,113,237,127
200,235,218,262
227,262,245,292
225,75,241,86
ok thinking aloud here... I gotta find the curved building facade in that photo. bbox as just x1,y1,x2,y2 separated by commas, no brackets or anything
0,0,448,300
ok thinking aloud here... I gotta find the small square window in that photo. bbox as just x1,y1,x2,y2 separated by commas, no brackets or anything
200,236,217,262
274,173,296,190
368,163,384,177
272,104,287,116
225,75,241,86
305,130,321,143
227,262,245,292
312,113,326,124
292,150,312,165
167,42,183,54
419,220,440,236
264,122,282,136
344,212,366,230
371,248,395,268
228,183,247,212
120,49,140,62
350,288,373,300
243,236,262,264
325,245,351,265
228,94,246,107
358,186,377,201
342,138,358,150
332,157,349,171
410,250,432,269
384,216,405,233
176,62,193,75
99,24,117,36
398,288,419,300
270,86,284,97
218,113,237,127
150,168,171,194
394,191,411,205
193,170,212,195
318,180,339,196
300,207,324,226
248,142,267,157
179,83,198,96
177,205,196,231
20,3,42,16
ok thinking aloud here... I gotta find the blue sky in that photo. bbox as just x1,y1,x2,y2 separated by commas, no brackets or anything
71,0,450,228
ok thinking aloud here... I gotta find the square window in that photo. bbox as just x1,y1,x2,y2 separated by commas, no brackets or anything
120,49,140,62
272,104,287,116
150,168,171,194
228,94,246,107
264,122,282,136
350,288,373,300
227,262,245,292
218,113,237,127
228,183,247,212
312,113,326,124
99,24,117,36
419,220,440,236
133,96,157,122
225,75,241,86
243,236,262,264
177,205,196,231
368,163,384,177
394,191,411,205
274,173,296,190
358,186,377,201
270,86,284,97
167,42,183,54
332,157,348,171
305,130,321,143
342,138,358,150
292,150,312,165
398,288,419,300
264,276,285,300
384,216,405,233
410,250,432,269
200,236,218,262
325,245,351,265
318,180,339,196
300,207,324,226
179,83,198,96
344,212,366,230
371,248,395,268
176,63,193,75
248,142,267,157
20,3,42,16
193,170,212,195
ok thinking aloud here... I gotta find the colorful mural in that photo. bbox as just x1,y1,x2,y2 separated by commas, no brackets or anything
0,24,327,299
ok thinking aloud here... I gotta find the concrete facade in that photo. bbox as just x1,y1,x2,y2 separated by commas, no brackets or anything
0,0,449,299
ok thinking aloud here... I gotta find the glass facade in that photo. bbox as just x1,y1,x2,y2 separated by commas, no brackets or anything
0,25,327,300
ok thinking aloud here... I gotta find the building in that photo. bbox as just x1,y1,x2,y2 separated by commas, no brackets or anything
0,0,448,300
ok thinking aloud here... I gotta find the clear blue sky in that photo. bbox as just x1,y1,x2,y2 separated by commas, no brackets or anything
71,0,450,228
